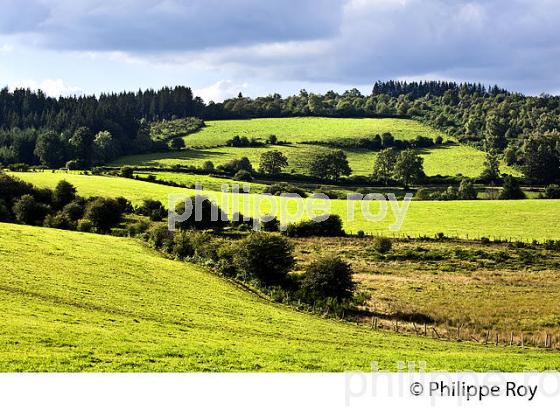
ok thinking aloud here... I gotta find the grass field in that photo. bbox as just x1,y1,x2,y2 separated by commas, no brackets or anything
135,171,268,193
184,117,452,147
114,144,516,178
10,172,560,241
1,223,559,371
113,117,518,177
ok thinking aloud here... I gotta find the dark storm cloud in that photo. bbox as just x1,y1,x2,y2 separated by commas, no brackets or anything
0,0,342,51
1,0,559,93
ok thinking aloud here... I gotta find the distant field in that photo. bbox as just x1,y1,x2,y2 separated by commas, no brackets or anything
114,144,515,178
135,171,268,193
184,117,451,147
11,172,560,241
113,117,518,177
294,237,560,336
1,223,559,371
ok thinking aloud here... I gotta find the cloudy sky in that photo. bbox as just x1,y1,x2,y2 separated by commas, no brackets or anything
1,0,559,100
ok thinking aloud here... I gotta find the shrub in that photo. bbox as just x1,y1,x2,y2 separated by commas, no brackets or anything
235,232,295,286
168,137,185,150
77,218,93,232
120,166,134,178
144,223,174,250
189,230,220,260
62,199,86,221
544,184,560,199
66,160,85,170
0,173,34,204
0,199,11,222
415,188,432,200
458,178,477,200
260,215,280,232
126,220,150,236
115,196,134,214
53,180,77,208
84,197,123,233
499,175,526,200
175,196,228,230
285,214,345,237
357,230,365,238
233,170,253,182
43,212,74,230
215,241,239,277
372,236,392,253
172,231,195,259
201,161,215,172
301,256,355,302
263,182,307,198
12,194,49,225
137,199,166,221
231,212,256,228
218,157,254,174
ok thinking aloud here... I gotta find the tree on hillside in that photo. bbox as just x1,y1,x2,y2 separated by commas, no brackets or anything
480,150,500,183
53,180,77,209
69,127,94,166
235,232,295,286
372,148,398,185
134,119,154,154
12,194,49,226
458,178,477,200
33,131,66,168
218,157,254,175
85,198,123,233
93,131,119,164
521,132,560,184
301,256,355,302
308,150,351,181
392,149,425,188
168,137,186,151
259,150,288,175
499,175,526,200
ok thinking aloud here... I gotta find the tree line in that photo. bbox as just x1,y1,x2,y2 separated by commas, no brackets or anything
1,81,559,184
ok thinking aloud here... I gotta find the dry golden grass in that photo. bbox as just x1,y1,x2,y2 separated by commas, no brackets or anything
292,236,560,348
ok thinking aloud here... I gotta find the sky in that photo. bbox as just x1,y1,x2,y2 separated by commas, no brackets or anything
0,0,559,101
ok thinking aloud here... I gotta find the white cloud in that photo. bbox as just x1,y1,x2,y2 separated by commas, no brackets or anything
194,80,248,103
0,43,14,53
10,79,84,97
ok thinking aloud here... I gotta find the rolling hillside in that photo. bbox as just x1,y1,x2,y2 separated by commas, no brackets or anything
1,223,559,371
112,117,518,178
10,172,560,241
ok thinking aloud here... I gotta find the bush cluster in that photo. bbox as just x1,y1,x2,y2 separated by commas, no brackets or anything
285,214,345,237
0,173,130,233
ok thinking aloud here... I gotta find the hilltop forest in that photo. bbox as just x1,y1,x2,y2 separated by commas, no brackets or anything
0,81,559,183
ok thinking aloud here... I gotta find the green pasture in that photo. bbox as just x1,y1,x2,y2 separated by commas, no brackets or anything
1,223,559,371
184,117,451,147
10,172,560,241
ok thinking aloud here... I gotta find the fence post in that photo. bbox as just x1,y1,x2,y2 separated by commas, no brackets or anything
510,331,514,346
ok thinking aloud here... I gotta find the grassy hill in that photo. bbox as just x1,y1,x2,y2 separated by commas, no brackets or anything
112,117,517,178
10,172,560,241
184,117,451,147
1,223,559,371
